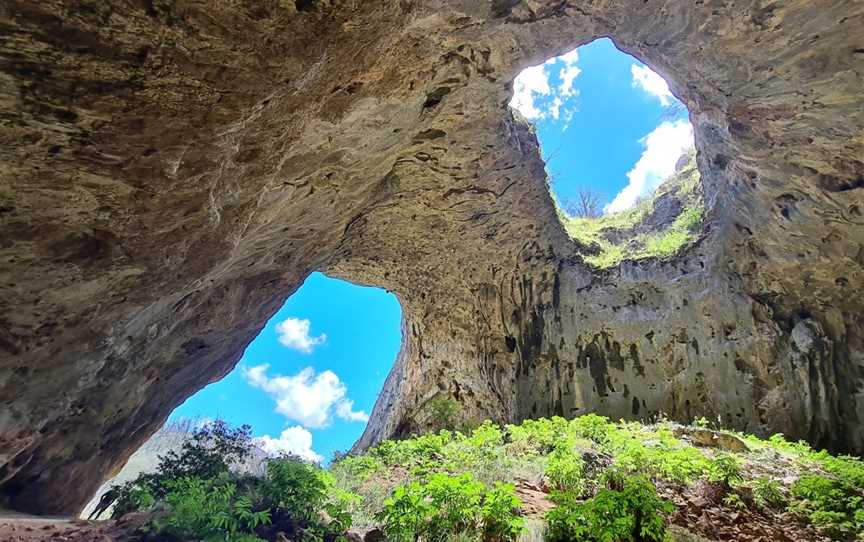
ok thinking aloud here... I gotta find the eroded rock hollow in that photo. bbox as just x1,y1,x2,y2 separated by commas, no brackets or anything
1,0,863,515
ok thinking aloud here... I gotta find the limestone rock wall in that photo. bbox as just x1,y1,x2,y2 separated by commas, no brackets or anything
1,0,862,515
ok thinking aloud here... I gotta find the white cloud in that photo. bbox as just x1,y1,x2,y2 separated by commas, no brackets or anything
255,426,322,463
275,317,326,354
509,63,551,119
605,120,694,214
556,49,581,98
549,96,563,120
243,364,369,428
509,48,581,121
631,64,673,106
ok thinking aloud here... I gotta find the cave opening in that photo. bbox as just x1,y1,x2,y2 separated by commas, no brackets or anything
510,38,703,268
81,272,402,518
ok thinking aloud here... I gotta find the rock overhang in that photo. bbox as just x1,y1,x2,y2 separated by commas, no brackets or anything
0,0,862,515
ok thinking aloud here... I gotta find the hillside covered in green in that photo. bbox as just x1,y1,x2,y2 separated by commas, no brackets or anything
563,152,704,268
101,415,863,542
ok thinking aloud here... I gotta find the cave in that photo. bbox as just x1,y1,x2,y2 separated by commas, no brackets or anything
1,0,862,516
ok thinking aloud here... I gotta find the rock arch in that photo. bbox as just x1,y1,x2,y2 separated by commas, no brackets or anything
1,0,862,515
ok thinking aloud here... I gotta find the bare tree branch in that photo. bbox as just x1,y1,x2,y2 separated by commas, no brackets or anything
564,187,602,218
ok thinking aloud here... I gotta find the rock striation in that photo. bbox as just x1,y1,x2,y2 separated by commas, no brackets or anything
0,0,862,515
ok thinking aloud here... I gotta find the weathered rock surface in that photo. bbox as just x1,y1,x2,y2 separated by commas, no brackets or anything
1,0,862,515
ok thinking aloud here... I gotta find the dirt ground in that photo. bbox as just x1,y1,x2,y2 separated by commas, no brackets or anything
0,510,145,542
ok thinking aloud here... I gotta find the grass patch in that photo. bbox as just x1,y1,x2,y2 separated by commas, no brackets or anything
563,151,704,268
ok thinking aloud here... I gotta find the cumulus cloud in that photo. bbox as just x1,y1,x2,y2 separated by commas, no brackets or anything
509,48,581,120
243,364,369,428
275,317,326,354
556,49,581,98
509,63,551,119
631,64,673,106
605,120,694,214
255,426,322,463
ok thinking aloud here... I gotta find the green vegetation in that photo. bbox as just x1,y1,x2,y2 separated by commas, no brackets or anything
110,421,351,542
789,475,863,538
428,396,463,431
105,415,864,541
152,477,271,542
112,420,256,518
750,477,787,510
376,473,523,542
546,475,673,542
561,151,705,268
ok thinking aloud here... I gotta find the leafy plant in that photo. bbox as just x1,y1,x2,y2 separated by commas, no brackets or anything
570,414,615,446
153,476,270,542
545,447,585,494
376,480,432,542
376,473,523,542
546,475,674,542
789,475,863,538
751,477,786,510
330,454,384,482
261,457,328,522
722,493,746,510
708,454,743,489
428,396,462,431
609,429,713,485
507,416,571,454
481,483,524,542
113,420,254,517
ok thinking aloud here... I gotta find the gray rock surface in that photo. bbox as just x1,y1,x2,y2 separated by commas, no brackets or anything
1,0,862,515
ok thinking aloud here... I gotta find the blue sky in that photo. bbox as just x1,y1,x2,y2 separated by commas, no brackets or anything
510,38,692,211
170,272,402,462
169,39,693,462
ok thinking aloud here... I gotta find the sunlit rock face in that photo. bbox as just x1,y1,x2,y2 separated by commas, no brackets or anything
1,0,862,515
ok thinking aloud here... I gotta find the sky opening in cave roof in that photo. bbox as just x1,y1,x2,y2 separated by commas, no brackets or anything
170,272,402,463
510,38,694,213
168,39,693,464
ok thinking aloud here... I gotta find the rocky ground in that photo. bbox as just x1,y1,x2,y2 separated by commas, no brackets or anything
0,512,145,542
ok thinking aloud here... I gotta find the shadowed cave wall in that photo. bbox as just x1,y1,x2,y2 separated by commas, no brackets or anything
1,0,863,515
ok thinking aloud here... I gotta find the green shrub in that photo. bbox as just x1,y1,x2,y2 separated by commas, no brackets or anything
546,475,674,542
330,454,385,482
481,483,524,542
376,472,523,542
376,480,432,542
507,417,572,454
570,414,615,446
153,476,270,542
428,396,462,430
113,420,253,517
722,493,746,510
750,477,787,510
106,421,354,542
468,421,505,452
261,457,328,522
707,454,743,489
767,434,864,490
790,475,863,538
609,432,713,485
545,448,585,494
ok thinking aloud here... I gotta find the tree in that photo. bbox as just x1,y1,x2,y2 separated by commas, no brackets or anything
565,187,602,219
